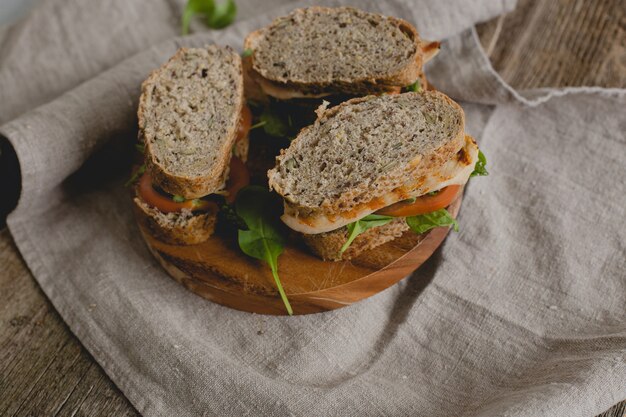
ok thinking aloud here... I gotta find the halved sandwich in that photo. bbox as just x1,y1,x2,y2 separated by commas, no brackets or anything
268,91,485,261
133,46,251,245
243,7,440,101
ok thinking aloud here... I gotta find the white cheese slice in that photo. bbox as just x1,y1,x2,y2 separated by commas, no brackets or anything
282,135,479,234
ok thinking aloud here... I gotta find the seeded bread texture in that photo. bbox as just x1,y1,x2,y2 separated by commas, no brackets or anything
133,197,217,245
245,7,423,96
302,217,410,261
138,46,244,199
268,91,465,218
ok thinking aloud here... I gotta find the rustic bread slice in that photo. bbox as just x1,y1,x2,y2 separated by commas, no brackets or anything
302,217,409,261
133,198,218,245
244,7,424,97
138,46,244,199
268,91,465,222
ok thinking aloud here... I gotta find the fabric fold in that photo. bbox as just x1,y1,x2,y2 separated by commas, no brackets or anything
1,0,625,416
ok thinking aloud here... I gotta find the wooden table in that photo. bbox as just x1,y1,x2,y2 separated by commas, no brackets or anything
1,0,624,415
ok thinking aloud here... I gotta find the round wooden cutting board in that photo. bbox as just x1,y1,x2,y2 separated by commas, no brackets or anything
138,194,463,315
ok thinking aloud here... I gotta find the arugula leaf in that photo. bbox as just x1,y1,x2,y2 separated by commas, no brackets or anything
182,0,237,35
220,202,247,229
207,0,237,29
172,195,185,203
259,107,290,138
339,214,394,257
235,186,292,315
471,150,489,177
406,79,422,93
241,48,253,58
406,209,459,234
125,164,146,187
249,120,267,130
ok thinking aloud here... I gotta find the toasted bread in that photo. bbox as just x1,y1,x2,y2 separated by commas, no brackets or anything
138,46,244,199
268,91,466,223
244,7,426,98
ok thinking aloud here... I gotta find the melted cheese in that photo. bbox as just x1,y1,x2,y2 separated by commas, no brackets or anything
282,136,479,234
257,77,331,100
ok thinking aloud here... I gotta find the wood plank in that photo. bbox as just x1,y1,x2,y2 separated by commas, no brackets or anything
0,229,139,417
0,0,624,414
476,0,625,88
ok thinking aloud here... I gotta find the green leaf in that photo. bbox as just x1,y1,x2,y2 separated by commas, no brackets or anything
220,202,247,229
406,79,422,93
470,149,489,177
259,107,289,138
339,214,394,257
172,195,185,203
241,48,253,58
235,186,292,315
135,143,145,153
406,209,459,234
249,120,267,130
207,0,237,29
125,164,145,187
181,0,237,35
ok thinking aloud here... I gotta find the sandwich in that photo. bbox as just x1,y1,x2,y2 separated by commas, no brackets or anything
132,46,251,245
268,91,486,261
243,7,440,102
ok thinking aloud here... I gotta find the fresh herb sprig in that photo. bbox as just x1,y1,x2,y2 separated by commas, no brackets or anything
471,150,488,177
406,79,423,93
182,0,237,35
247,101,299,140
259,107,292,138
125,164,146,187
406,209,459,234
339,214,394,257
235,186,292,315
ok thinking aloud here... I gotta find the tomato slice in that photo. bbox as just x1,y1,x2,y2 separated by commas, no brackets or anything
386,86,401,95
376,185,461,217
137,106,252,211
235,104,252,143
224,156,250,203
138,172,216,213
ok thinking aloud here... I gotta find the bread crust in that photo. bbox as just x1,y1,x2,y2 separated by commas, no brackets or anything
133,197,217,245
138,46,244,199
268,91,466,219
302,217,410,261
244,7,423,96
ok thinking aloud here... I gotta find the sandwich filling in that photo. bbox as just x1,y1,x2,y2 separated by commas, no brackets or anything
281,135,478,234
134,105,252,213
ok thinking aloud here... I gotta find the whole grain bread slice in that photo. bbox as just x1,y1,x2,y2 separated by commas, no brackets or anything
133,197,218,245
138,46,244,199
268,91,465,219
244,7,424,96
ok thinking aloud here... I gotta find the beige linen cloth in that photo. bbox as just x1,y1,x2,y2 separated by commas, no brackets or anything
1,0,625,416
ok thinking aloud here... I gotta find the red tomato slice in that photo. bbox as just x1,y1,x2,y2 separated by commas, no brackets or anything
225,156,250,204
138,172,216,213
376,185,461,217
137,105,252,211
235,104,252,143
